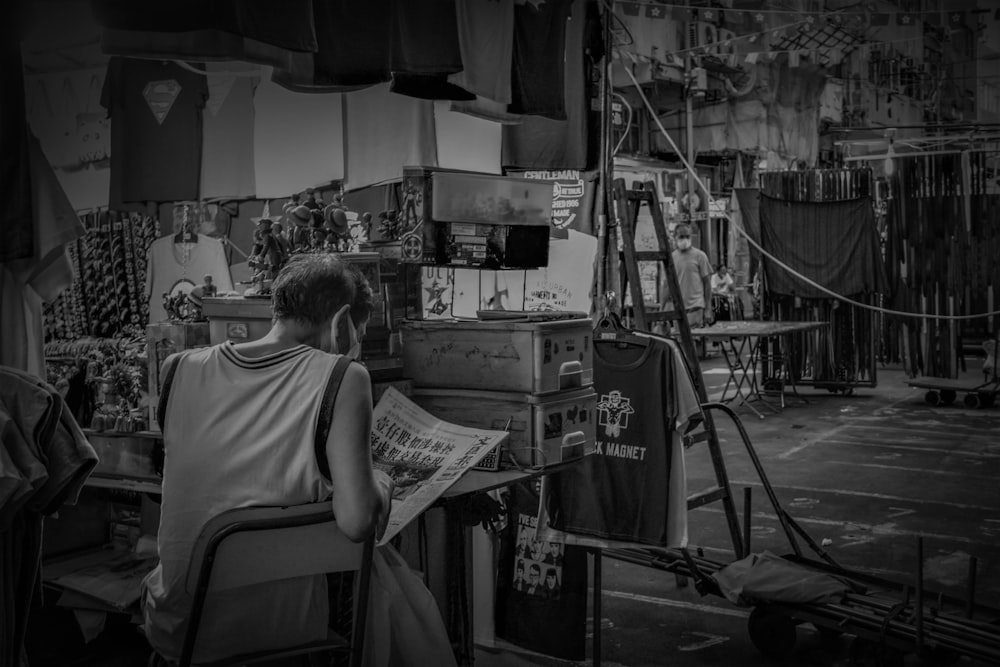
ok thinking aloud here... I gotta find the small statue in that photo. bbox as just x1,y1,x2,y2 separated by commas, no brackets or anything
201,274,217,298
290,205,313,252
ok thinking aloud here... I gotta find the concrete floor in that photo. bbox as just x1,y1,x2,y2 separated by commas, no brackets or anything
479,355,1000,667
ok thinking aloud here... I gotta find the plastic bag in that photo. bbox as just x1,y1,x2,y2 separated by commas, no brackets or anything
362,544,457,667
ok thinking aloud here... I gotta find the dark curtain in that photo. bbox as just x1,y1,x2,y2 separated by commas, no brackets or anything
759,195,888,299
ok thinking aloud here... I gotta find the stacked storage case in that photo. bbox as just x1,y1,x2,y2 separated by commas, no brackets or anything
400,318,596,470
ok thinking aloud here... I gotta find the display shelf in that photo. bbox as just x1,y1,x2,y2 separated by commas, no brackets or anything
83,429,162,439
84,475,162,494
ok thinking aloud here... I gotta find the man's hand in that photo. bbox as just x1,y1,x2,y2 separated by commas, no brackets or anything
373,469,394,541
705,308,715,325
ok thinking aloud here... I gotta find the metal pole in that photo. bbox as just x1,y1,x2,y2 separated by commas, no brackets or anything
595,3,614,311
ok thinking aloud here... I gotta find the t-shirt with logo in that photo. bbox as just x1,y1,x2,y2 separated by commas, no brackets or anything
101,58,208,204
546,336,701,546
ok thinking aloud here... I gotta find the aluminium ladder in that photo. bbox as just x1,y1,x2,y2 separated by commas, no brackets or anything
609,177,745,560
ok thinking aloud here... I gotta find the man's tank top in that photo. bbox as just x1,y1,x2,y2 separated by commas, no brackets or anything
143,342,346,663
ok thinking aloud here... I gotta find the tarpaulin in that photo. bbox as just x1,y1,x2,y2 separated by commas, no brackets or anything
760,194,888,299
712,551,854,606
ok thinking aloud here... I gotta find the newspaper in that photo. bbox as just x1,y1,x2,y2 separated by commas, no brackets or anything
372,387,509,545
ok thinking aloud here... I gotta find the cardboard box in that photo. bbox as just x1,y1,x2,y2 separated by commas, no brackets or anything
400,317,593,395
411,387,596,469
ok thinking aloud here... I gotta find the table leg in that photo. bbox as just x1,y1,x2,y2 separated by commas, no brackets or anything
592,548,602,667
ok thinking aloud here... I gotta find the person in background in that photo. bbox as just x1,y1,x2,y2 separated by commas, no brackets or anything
711,265,734,296
711,265,736,322
659,223,713,329
143,254,393,666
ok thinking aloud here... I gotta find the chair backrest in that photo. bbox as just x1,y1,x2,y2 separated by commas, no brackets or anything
179,502,374,667
185,501,366,594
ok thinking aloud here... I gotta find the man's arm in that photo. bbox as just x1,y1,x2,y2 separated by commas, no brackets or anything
326,362,393,542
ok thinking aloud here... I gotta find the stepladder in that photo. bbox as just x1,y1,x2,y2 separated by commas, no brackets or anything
607,177,745,561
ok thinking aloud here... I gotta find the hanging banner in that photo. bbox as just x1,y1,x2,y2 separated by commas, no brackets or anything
509,169,598,237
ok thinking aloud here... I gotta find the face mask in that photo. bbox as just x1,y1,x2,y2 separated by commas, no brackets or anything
330,304,364,359
676,238,692,250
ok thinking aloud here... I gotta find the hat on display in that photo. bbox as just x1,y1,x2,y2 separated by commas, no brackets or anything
323,204,349,235
290,205,313,226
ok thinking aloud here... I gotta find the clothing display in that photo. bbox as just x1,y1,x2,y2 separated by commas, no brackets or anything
434,102,502,175
344,84,436,191
145,234,233,325
143,345,350,663
545,334,700,548
43,211,158,341
2,134,86,378
101,58,209,205
502,0,589,170
200,64,257,200
252,78,345,198
508,0,573,119
448,0,514,104
494,482,587,661
0,366,98,667
92,0,317,53
271,0,391,93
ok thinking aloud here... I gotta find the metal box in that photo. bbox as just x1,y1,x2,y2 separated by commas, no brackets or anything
400,318,593,395
411,387,596,469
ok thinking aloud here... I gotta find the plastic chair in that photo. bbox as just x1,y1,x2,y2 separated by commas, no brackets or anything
175,502,374,667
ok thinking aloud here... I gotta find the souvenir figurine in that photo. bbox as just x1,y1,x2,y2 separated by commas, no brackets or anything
290,205,314,252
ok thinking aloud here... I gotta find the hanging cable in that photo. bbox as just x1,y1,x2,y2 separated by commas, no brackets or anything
621,64,1000,323
610,90,634,156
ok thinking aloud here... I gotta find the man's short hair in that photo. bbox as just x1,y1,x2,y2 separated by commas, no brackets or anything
271,254,356,327
674,223,692,237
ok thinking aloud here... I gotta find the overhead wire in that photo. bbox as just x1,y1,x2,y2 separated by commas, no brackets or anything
620,64,1000,323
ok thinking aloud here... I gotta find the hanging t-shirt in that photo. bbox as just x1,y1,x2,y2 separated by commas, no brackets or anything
344,84,436,192
101,58,209,204
502,0,589,170
1,134,86,378
434,102,501,175
546,335,700,547
271,0,391,93
387,0,471,101
252,78,344,199
448,0,514,104
508,0,572,119
145,234,233,324
494,481,586,661
91,0,317,53
200,64,257,200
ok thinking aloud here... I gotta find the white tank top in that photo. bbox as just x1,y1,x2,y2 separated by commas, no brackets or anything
143,342,341,663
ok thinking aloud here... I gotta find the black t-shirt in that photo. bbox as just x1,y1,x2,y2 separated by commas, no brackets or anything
548,339,679,546
495,481,586,661
508,0,573,119
272,0,392,92
101,58,208,204
91,0,317,52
